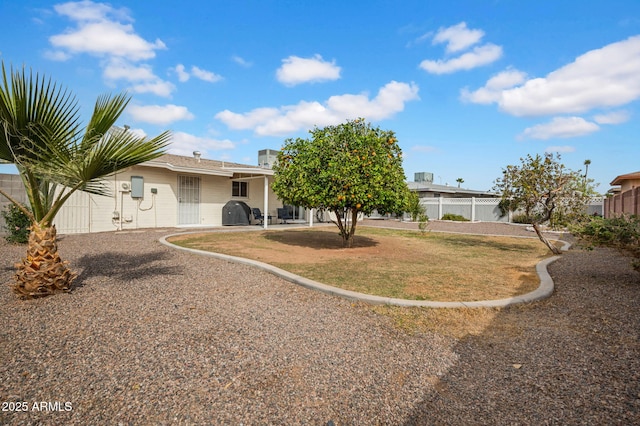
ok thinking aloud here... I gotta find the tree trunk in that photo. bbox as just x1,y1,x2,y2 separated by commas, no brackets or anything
532,222,561,255
13,224,76,298
332,208,358,248
338,208,359,248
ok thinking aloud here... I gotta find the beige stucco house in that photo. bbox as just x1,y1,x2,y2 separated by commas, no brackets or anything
604,171,640,218
51,152,283,234
610,171,640,192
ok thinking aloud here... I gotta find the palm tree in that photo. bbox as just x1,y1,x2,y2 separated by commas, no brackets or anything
583,159,591,188
456,177,464,188
0,63,170,298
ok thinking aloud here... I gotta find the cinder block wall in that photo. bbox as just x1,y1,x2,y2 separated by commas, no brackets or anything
0,174,28,236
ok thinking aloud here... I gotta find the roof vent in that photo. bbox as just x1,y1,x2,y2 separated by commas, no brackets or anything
193,151,201,162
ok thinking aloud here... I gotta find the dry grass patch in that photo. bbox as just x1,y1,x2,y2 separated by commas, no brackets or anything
368,303,546,339
169,227,558,302
369,305,503,338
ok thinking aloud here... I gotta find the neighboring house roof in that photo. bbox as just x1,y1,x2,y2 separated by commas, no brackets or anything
407,181,496,197
610,171,640,186
140,153,274,177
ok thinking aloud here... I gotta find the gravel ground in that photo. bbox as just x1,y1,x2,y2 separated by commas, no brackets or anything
0,221,638,425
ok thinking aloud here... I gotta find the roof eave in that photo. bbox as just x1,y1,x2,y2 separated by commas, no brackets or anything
141,161,234,177
610,171,640,186
223,166,274,176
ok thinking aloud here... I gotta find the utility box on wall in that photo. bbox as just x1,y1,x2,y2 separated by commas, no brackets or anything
131,176,144,198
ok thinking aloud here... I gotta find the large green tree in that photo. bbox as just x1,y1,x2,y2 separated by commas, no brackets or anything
0,63,170,298
272,118,410,248
493,152,592,254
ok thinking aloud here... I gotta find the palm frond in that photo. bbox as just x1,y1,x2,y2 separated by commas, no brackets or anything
0,61,170,225
0,63,81,166
80,92,130,149
38,128,170,191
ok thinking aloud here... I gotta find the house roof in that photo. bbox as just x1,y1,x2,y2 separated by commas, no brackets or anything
610,171,640,186
407,181,496,196
140,154,274,177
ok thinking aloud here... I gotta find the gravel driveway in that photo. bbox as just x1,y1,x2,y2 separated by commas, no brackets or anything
0,221,638,425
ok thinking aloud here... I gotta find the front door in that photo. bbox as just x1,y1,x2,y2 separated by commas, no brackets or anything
178,175,200,225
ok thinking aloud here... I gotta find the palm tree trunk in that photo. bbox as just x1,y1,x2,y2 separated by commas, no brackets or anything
13,224,76,298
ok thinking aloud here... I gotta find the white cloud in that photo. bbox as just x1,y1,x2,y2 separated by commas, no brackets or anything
276,54,341,86
101,58,174,96
215,107,282,131
215,81,419,136
469,36,640,116
174,64,190,82
128,104,195,125
326,81,419,120
406,31,433,48
252,101,330,135
129,80,175,97
126,127,147,138
419,22,502,74
54,0,131,23
460,68,528,104
593,110,630,124
519,117,599,140
172,64,222,83
49,20,165,61
232,55,252,68
44,50,72,61
167,131,235,156
190,66,223,83
47,1,171,98
432,22,485,53
420,43,503,74
103,59,156,81
545,145,576,153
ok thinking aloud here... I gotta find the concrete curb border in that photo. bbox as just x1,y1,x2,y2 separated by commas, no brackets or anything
159,232,571,309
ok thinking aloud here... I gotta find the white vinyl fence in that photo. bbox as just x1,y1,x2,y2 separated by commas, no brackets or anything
53,190,92,234
421,197,506,222
417,197,604,222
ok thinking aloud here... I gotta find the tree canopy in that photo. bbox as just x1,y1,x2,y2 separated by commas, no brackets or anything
493,152,593,254
272,118,410,247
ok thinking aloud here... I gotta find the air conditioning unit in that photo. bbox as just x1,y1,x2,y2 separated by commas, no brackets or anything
121,182,131,191
415,172,434,183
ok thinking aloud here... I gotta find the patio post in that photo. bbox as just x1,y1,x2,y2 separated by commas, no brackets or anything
263,175,268,230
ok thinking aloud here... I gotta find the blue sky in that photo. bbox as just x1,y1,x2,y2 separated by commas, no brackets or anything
1,0,639,192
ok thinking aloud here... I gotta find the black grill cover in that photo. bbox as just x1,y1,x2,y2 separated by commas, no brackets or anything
222,200,251,225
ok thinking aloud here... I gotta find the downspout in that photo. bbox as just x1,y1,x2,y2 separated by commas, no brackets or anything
120,190,124,231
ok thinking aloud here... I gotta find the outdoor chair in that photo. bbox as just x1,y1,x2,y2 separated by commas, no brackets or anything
252,208,271,225
277,208,293,224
